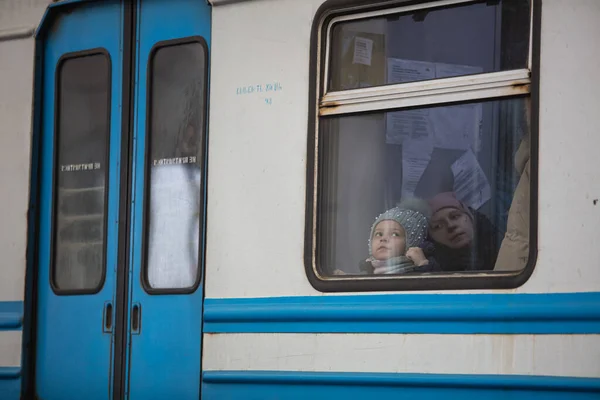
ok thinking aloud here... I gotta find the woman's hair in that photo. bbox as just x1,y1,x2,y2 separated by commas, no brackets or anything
427,192,473,221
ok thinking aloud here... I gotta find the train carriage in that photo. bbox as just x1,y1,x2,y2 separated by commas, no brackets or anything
0,0,599,398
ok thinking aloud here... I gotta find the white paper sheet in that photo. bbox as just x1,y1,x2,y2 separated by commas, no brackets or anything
386,108,432,145
431,102,482,151
352,36,374,66
432,62,483,151
385,58,483,151
401,135,434,198
435,62,483,79
387,58,435,83
451,149,491,210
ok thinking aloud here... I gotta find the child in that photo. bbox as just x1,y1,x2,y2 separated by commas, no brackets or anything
361,199,436,275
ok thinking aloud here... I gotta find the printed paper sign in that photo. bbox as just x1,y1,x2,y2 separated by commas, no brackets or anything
386,108,431,145
401,136,433,198
451,149,491,210
431,102,482,151
386,58,483,151
352,36,374,66
387,58,435,83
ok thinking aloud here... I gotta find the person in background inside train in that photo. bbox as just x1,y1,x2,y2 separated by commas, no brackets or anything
494,99,531,271
358,199,439,275
427,192,499,271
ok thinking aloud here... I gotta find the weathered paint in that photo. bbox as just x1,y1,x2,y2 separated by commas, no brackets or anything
203,0,600,386
202,333,600,377
0,0,598,397
205,0,600,299
0,1,53,384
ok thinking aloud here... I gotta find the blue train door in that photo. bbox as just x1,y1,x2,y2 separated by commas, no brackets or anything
35,2,124,398
125,0,210,398
34,1,210,399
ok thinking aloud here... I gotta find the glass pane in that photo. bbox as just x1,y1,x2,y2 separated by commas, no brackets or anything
328,0,530,91
318,97,531,276
146,42,205,290
53,53,110,291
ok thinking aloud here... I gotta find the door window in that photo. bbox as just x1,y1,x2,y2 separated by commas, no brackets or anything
144,40,207,290
52,51,111,293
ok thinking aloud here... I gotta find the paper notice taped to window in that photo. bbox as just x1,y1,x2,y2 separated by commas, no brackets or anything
401,135,433,198
435,62,482,79
385,58,436,145
431,102,482,151
352,36,373,66
387,58,435,83
451,149,491,210
387,108,431,145
385,58,483,151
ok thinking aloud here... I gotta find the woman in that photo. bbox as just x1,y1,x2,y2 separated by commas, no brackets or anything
427,192,499,271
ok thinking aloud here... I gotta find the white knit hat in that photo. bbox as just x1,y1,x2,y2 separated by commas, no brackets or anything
368,198,431,256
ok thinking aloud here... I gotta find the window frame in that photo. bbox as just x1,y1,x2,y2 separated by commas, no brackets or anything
140,36,209,295
305,0,541,292
50,48,112,295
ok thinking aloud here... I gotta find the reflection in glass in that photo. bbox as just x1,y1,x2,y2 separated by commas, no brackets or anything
328,0,530,90
318,97,530,276
146,42,205,289
53,54,110,291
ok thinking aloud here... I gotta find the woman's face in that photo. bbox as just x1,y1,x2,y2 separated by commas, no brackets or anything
371,220,406,260
429,207,474,249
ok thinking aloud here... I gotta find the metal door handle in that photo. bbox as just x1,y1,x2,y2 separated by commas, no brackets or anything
103,302,113,333
131,303,141,335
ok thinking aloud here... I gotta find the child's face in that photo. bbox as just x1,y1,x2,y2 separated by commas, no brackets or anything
371,220,406,260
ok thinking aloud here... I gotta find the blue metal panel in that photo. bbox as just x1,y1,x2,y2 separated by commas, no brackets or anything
126,1,210,398
35,2,123,399
203,292,600,334
34,0,98,38
0,302,23,331
202,371,600,399
0,368,20,400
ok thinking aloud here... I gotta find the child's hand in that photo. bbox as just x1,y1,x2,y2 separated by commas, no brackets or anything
332,269,347,275
406,247,429,267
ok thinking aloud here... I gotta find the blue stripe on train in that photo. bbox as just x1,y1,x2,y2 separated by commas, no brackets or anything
203,292,600,334
0,367,20,400
0,301,23,399
202,371,600,399
0,302,23,331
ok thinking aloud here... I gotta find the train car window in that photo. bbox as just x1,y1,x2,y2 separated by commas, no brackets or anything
143,39,206,291
327,0,530,91
52,52,111,293
307,0,536,291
